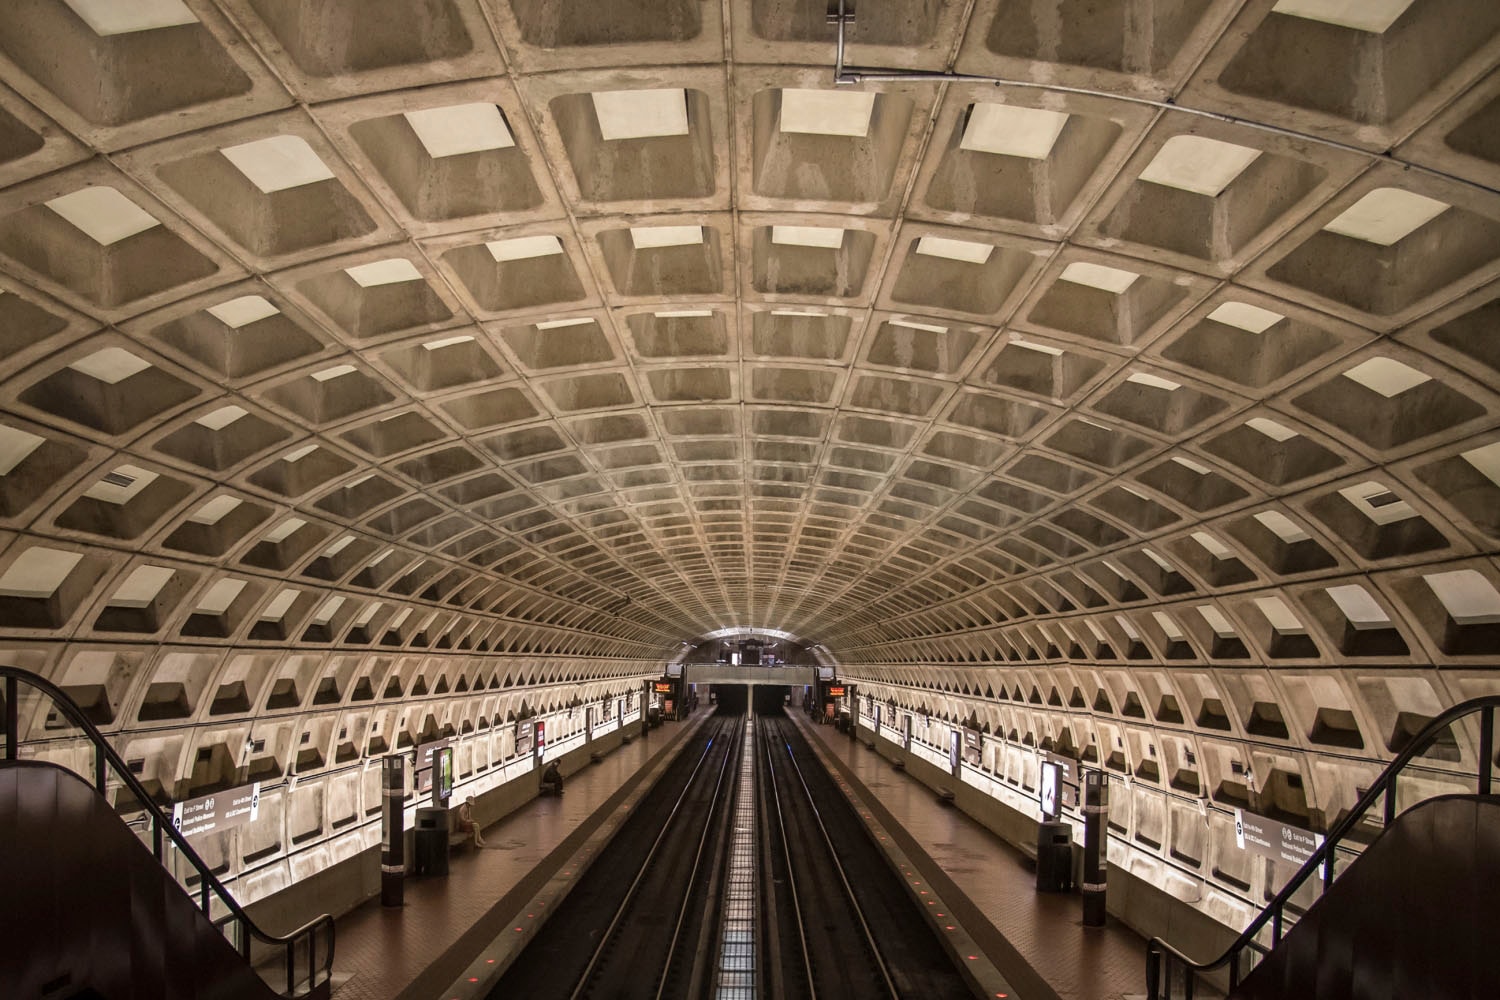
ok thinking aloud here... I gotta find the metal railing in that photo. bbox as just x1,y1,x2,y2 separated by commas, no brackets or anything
1145,695,1499,999
1,666,335,998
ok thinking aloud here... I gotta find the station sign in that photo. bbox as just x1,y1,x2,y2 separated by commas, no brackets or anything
654,681,675,693
1234,808,1324,873
171,782,262,839
827,685,846,697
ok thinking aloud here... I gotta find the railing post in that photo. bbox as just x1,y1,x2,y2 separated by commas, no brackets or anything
1480,706,1494,796
1272,907,1283,946
5,675,16,761
153,820,163,864
1384,774,1397,826
1323,849,1335,884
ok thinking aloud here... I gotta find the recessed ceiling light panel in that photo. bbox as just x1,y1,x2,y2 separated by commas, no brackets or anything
592,89,690,141
404,103,514,158
1138,135,1261,197
1324,188,1449,246
779,89,876,138
960,103,1069,159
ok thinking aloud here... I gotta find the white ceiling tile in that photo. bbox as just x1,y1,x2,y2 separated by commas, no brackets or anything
187,495,242,525
1423,569,1500,624
260,588,300,619
311,364,356,382
1138,135,1261,197
779,89,876,137
1254,510,1311,543
960,103,1068,159
1059,261,1138,293
771,225,846,249
220,135,336,194
487,235,563,261
108,565,175,608
69,347,151,384
0,547,84,599
1324,188,1449,246
404,103,514,158
1208,301,1284,333
1246,417,1298,441
262,517,305,544
889,319,948,333
1326,584,1390,625
592,89,690,141
345,259,422,287
1010,337,1063,356
630,225,702,249
1170,455,1213,475
46,187,160,246
1127,372,1182,391
195,578,245,615
1342,357,1430,397
1272,0,1416,34
195,404,247,430
1461,441,1500,487
0,424,46,476
915,236,993,264
1191,531,1234,559
63,0,197,37
422,334,475,351
208,295,280,328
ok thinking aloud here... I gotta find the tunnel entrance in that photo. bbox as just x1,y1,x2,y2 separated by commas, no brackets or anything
752,685,789,714
711,684,747,714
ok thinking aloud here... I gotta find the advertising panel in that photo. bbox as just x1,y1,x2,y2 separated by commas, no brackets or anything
962,728,982,767
1039,761,1061,819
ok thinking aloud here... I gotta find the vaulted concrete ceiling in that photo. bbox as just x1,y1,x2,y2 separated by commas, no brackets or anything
0,0,1498,669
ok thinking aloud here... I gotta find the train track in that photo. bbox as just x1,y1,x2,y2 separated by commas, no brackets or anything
494,710,976,999
758,716,975,1000
492,715,741,1000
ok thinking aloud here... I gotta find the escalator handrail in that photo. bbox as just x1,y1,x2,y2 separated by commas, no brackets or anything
0,665,335,996
1145,694,1498,995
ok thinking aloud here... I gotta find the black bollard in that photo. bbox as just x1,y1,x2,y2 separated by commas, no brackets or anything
381,754,405,907
1081,769,1109,926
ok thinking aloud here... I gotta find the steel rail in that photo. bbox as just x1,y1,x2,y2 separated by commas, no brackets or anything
772,717,901,999
565,716,738,1000
655,719,742,1000
760,717,820,999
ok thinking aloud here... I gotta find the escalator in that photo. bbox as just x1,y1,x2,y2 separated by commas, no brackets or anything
2,761,285,1000
1232,794,1499,1000
1147,696,1500,1000
1,667,332,1000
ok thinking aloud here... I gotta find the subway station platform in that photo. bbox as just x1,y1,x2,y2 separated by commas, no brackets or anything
324,711,710,1000
323,706,1147,1000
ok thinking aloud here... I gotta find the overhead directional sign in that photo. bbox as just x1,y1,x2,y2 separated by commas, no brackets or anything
171,782,261,839
1234,808,1325,874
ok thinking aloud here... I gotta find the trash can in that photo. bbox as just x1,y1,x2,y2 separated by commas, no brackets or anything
413,807,449,877
1035,821,1073,893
